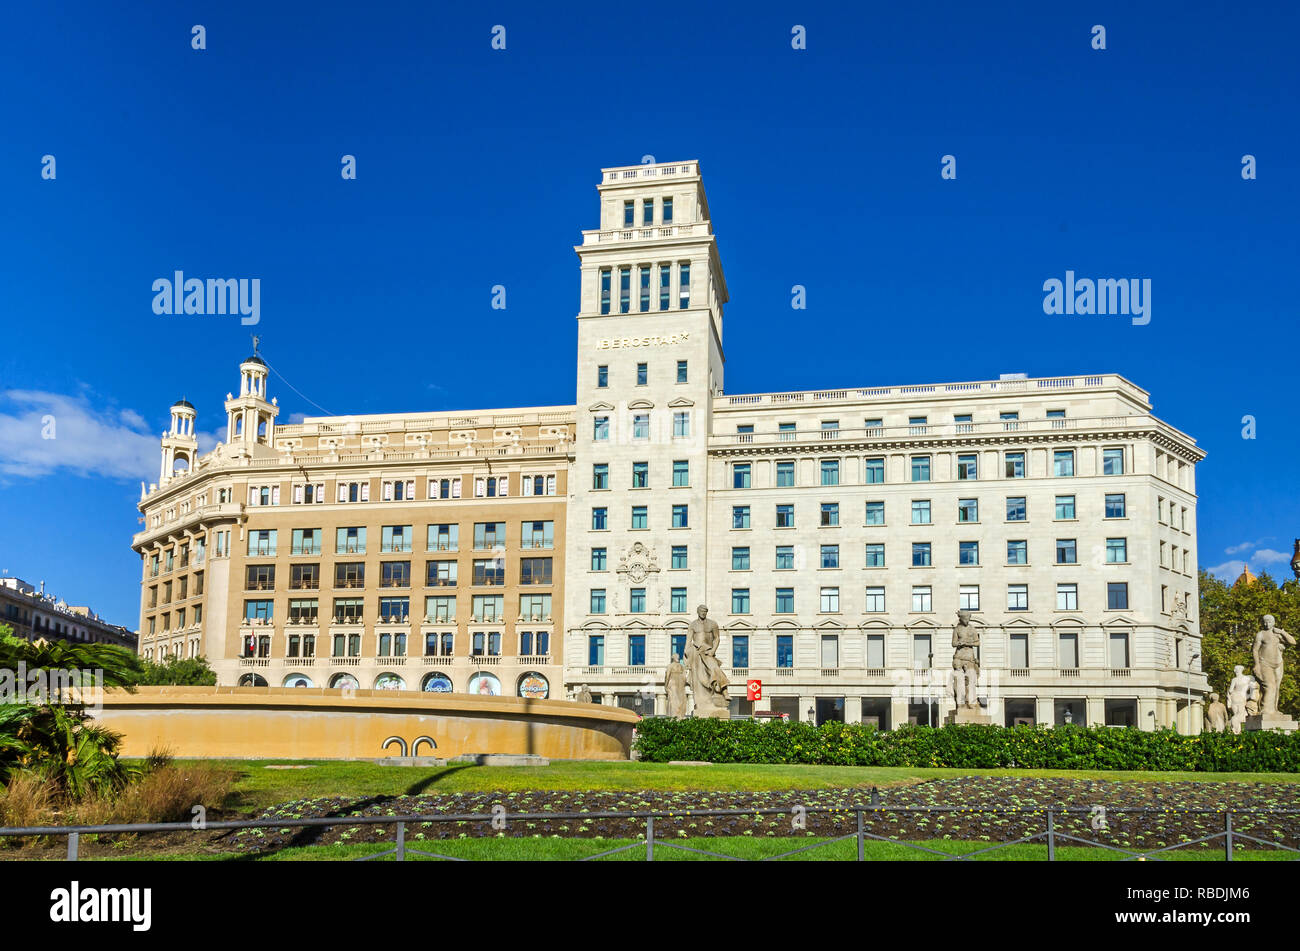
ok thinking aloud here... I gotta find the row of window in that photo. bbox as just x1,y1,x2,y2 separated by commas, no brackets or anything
245,557,554,591
588,582,1133,616
243,629,551,660
593,411,691,441
586,629,1136,671
595,360,688,388
242,594,552,624
598,261,689,315
719,538,1132,569
245,473,559,506
729,449,1125,487
243,522,554,557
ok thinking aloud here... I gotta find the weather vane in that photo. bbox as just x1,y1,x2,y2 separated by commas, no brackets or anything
251,333,261,357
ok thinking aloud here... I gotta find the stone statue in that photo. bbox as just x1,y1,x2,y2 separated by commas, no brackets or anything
575,684,592,704
685,605,730,718
1204,692,1228,733
1227,665,1256,735
1252,614,1295,717
664,654,688,719
950,609,980,708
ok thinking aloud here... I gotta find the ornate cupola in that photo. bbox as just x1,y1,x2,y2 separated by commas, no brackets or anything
223,351,278,457
159,398,198,485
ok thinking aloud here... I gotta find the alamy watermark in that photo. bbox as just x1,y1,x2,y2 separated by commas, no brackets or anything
1042,271,1150,326
152,272,260,325
0,663,105,713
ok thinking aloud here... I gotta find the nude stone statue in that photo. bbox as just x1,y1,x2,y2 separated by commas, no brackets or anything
1252,615,1295,717
950,609,980,708
664,654,688,719
1227,666,1256,735
685,605,730,718
1204,692,1228,733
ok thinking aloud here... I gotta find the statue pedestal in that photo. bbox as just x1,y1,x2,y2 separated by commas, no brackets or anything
944,707,993,726
1244,713,1298,733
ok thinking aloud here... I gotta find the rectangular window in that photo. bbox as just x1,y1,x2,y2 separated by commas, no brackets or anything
519,558,552,586
590,589,606,614
957,454,978,480
1103,448,1125,475
660,263,671,310
1108,582,1129,610
1109,632,1130,669
1005,452,1025,479
865,501,885,526
820,544,839,569
291,528,321,556
911,586,932,613
636,361,648,385
911,500,931,525
775,546,794,570
1055,495,1076,520
1106,538,1128,563
629,588,646,613
335,562,365,588
731,635,749,669
820,503,839,527
629,633,646,665
865,543,885,567
1057,583,1078,611
426,524,457,553
426,560,457,587
1009,633,1029,669
864,458,884,484
1105,493,1127,518
672,412,690,437
639,267,651,311
820,459,840,486
865,587,885,612
775,588,794,613
596,365,608,388
959,541,979,566
380,525,412,552
775,504,794,528
592,508,607,530
247,529,277,557
1007,584,1029,611
1007,540,1028,565
662,198,673,223
594,416,610,441
588,635,605,666
521,520,554,549
1053,450,1075,477
910,456,931,482
958,498,978,522
1056,539,1077,564
733,463,752,489
912,542,931,567
472,522,505,550
679,262,690,308
1006,497,1026,521
592,463,609,490
733,506,751,529
381,561,411,588
632,414,649,439
672,504,689,528
732,546,751,570
672,460,689,486
619,267,631,313
676,360,688,383
821,635,839,669
600,269,611,314
623,200,634,226
820,587,840,613
591,548,607,571
776,461,795,487
425,596,455,623
960,585,980,611
777,635,794,668
630,506,648,530
731,588,750,614
670,588,688,613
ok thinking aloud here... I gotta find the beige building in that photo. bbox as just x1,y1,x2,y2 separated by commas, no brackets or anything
134,160,1206,729
0,576,136,649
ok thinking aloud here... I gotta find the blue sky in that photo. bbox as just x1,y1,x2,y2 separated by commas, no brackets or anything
1,1,1296,627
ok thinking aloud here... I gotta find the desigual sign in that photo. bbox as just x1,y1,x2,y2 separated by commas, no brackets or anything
595,332,689,350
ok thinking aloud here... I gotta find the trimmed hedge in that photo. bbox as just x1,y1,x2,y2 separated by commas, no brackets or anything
632,718,1300,772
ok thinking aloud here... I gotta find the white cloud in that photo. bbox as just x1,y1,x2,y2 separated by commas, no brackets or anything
0,390,158,481
1254,549,1290,565
1207,560,1246,581
1224,541,1257,556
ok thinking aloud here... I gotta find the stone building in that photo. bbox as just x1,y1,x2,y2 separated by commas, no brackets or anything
0,576,136,649
133,160,1206,728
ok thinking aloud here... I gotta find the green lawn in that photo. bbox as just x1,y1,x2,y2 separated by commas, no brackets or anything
96,835,1293,862
176,759,1300,816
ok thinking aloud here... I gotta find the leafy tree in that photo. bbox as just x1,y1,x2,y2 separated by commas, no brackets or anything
1199,569,1300,719
136,654,217,686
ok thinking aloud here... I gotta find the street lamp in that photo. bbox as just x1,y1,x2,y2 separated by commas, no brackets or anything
1187,651,1200,734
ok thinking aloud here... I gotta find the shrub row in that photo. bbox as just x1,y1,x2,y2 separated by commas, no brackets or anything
632,718,1300,772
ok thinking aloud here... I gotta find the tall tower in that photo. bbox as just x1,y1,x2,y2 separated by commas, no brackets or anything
223,355,278,456
159,399,198,485
564,160,729,709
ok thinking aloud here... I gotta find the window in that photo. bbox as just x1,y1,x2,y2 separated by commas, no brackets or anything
678,262,690,308
1057,583,1078,611
662,198,673,223
733,463,751,489
378,597,410,623
1053,450,1075,477
639,266,651,312
954,498,978,523
733,506,751,529
599,269,611,315
864,457,884,484
959,541,979,566
426,560,457,586
244,599,273,621
247,529,277,557
381,525,412,553
623,200,635,226
865,587,885,612
820,503,839,527
1109,632,1130,669
293,483,325,504
629,632,646,665
590,589,606,614
659,263,671,310
672,505,689,528
912,542,931,567
588,635,605,665
594,416,610,441
672,460,689,486
670,632,687,660
672,412,690,437
912,586,932,612
1103,448,1125,475
619,266,631,313
821,635,839,669
820,544,839,569
1105,493,1127,518
671,545,688,569
1006,497,1026,521
908,416,927,435
779,422,797,440
592,463,609,490
1004,452,1025,478
865,501,885,526
629,588,646,613
775,504,794,528
731,588,750,614
732,547,751,570
776,461,795,486
820,587,840,613
776,634,794,668
1006,540,1028,565
472,522,505,550
337,480,369,503
630,506,648,530
381,561,411,588
1007,584,1029,611
960,585,980,611
429,477,462,500
957,454,978,480
865,543,885,567
520,558,552,586
671,587,688,612
425,596,455,623
1107,582,1129,610
910,456,931,482
775,588,794,613
636,362,648,385
427,523,457,552
290,564,319,590
820,459,840,486
775,546,795,570
1106,538,1128,563
383,478,416,501
591,548,607,571
865,418,883,436
632,414,649,440
472,558,505,586
1056,539,1077,564
911,500,931,525
597,364,608,387
592,508,608,530
1055,495,1076,520
676,360,688,383
731,635,749,668
521,520,553,549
